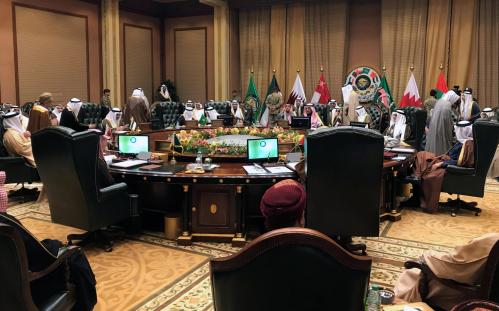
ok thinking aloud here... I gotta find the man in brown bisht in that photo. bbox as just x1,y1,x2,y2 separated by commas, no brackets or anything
395,233,499,310
410,120,475,213
27,92,54,133
122,88,150,126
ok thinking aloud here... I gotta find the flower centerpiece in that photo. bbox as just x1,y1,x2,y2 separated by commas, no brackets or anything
173,127,304,156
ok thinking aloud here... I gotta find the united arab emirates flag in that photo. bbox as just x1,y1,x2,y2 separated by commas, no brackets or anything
374,74,396,112
260,74,283,127
435,72,448,99
244,73,261,123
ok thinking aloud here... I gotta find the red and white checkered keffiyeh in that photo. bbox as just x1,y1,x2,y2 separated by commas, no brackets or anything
0,171,8,213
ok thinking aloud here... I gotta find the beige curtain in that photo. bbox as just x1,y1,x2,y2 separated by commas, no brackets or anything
423,0,451,98
285,3,305,98
304,0,348,101
448,0,479,94
270,5,286,92
239,8,270,99
381,0,428,103
478,0,499,109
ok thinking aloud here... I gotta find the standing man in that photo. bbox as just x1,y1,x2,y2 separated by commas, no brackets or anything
27,92,53,133
459,87,480,121
101,89,112,107
423,89,437,118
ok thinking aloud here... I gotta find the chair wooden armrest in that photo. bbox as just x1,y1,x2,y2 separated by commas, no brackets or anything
29,246,81,281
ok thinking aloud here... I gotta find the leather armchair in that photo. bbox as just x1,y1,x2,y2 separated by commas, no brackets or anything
305,127,384,253
77,103,106,125
401,107,427,151
31,127,131,250
210,228,372,311
0,222,77,311
151,102,182,128
0,122,39,201
210,101,230,115
366,104,384,131
441,121,499,216
312,104,329,126
404,241,499,309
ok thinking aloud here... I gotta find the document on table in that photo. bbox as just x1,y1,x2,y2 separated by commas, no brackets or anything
392,156,407,161
390,147,416,154
243,165,268,175
266,166,293,174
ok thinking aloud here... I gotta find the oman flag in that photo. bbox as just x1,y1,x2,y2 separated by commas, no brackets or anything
435,72,448,99
286,72,307,107
310,73,331,104
399,73,422,108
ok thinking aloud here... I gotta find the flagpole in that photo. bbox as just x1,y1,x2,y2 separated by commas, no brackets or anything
439,63,444,70
320,65,324,73
410,64,414,71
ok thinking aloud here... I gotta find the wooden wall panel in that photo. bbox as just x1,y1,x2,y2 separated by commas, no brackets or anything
14,5,89,104
124,24,153,102
174,28,207,102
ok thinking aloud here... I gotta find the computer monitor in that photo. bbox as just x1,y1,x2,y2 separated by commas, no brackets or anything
118,135,149,154
247,138,279,163
291,116,311,129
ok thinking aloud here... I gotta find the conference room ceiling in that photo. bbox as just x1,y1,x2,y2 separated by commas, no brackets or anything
79,0,213,17
120,0,213,17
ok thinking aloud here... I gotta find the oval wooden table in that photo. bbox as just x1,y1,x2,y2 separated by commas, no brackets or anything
110,163,297,246
110,150,416,246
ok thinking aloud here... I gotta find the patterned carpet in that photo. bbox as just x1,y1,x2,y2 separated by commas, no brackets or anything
5,178,499,311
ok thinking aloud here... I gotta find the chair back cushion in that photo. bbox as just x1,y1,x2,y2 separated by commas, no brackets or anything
210,228,371,311
305,127,383,237
313,104,329,126
31,127,99,230
77,103,106,125
474,121,499,178
151,102,182,128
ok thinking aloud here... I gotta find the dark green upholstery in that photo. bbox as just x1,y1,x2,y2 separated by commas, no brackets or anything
211,228,372,311
77,103,107,125
366,104,384,130
400,107,427,149
312,104,329,126
210,102,230,115
151,102,182,128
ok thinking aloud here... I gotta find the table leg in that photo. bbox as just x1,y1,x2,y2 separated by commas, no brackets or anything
177,184,192,246
232,185,246,247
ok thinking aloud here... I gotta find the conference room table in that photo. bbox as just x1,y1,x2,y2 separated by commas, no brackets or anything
110,162,297,246
110,151,415,246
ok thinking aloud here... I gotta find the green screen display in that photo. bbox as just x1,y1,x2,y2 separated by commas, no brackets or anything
247,138,278,161
118,136,149,154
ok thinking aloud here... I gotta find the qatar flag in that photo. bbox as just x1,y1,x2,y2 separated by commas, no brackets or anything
399,73,422,108
286,72,307,110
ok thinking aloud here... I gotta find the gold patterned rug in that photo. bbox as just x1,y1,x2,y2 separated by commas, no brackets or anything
5,178,499,311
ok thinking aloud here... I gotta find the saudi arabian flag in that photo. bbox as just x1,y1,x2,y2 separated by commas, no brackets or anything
244,73,261,123
374,74,396,113
435,72,448,99
199,113,208,126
